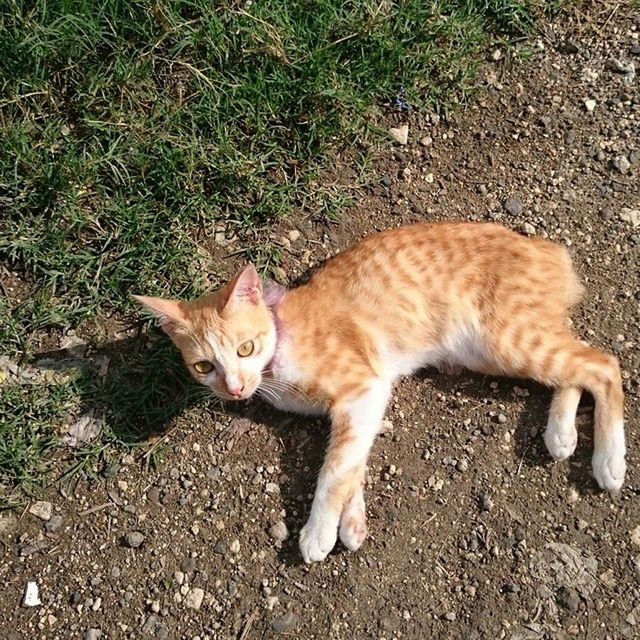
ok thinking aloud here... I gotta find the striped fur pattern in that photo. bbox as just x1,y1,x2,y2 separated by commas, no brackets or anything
135,222,626,563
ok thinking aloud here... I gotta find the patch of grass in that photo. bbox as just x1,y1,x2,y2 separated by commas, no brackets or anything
1,0,546,493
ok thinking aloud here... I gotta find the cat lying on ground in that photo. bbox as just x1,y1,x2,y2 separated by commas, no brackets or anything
135,222,626,563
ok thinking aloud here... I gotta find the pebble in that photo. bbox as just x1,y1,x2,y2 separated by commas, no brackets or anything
504,196,523,215
230,539,240,554
480,493,494,511
496,413,508,424
272,611,299,634
584,99,596,112
156,625,170,640
629,149,640,165
288,229,301,243
181,557,197,573
23,582,41,607
444,612,456,621
620,208,640,228
45,514,64,533
29,501,52,521
419,136,432,147
265,482,280,494
389,124,409,145
124,531,145,548
557,586,580,612
85,630,102,640
456,459,469,472
184,587,205,611
381,175,392,187
174,570,185,586
269,521,289,542
522,222,536,235
214,540,227,555
612,155,631,174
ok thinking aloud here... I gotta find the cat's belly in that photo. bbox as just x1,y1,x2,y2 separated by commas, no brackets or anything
382,323,491,378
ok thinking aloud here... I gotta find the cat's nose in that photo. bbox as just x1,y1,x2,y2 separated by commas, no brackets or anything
226,382,245,397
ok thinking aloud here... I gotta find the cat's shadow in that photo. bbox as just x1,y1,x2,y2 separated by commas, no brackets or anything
34,331,597,567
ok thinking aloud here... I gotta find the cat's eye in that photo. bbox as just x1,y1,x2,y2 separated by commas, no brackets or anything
193,361,214,374
237,340,254,357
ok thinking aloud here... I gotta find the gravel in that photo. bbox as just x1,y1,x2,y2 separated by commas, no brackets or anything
503,196,523,215
124,531,145,548
269,521,289,542
184,587,205,611
28,501,52,521
272,611,299,634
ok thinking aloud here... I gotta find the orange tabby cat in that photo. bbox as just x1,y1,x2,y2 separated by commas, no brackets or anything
135,222,626,563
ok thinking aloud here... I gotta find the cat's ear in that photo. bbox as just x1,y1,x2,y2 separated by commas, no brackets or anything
224,264,263,306
132,295,188,337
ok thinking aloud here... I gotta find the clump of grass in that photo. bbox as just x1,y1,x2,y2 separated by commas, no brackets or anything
0,0,545,492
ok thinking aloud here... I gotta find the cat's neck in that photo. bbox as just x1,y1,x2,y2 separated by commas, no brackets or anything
263,280,288,374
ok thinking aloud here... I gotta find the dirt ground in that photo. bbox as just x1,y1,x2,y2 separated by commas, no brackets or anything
1,6,639,640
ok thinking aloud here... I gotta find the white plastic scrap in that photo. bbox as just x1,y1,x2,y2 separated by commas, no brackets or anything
23,581,41,607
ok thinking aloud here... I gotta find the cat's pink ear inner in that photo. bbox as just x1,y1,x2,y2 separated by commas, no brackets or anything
226,264,263,305
132,295,187,336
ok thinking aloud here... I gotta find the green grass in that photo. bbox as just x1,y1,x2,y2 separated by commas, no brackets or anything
0,0,547,497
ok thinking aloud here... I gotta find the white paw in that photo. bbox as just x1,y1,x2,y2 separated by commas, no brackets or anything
339,492,367,552
299,517,338,564
593,444,626,494
544,420,577,461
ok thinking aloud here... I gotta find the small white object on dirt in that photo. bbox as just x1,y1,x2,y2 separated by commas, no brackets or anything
620,208,640,228
184,587,205,610
630,525,640,547
62,414,103,448
23,581,41,607
389,124,409,145
584,99,596,112
28,501,52,521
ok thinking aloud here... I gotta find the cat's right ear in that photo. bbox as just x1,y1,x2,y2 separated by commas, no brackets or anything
132,295,188,337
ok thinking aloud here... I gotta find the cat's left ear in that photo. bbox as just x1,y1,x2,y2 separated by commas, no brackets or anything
225,264,263,306
132,295,188,337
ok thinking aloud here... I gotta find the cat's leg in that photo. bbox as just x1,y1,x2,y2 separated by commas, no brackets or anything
299,380,390,563
493,331,625,492
338,464,367,551
544,386,582,460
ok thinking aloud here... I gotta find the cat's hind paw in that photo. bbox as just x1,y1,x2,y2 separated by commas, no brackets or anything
339,492,367,552
299,518,337,564
544,420,577,461
592,427,626,494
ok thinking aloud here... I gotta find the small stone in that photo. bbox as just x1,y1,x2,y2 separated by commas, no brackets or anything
504,196,523,216
480,493,494,511
503,582,520,593
381,175,392,188
444,612,456,622
265,482,280,494
496,413,508,424
156,625,170,640
45,514,64,533
629,149,640,165
230,539,240,554
612,155,631,174
557,586,580,613
419,136,432,147
147,487,161,504
272,611,299,634
456,459,469,472
269,521,289,542
23,582,41,607
575,518,588,531
288,230,301,243
491,49,502,61
599,569,616,588
389,124,409,145
28,501,52,521
522,222,536,235
124,531,145,548
181,557,197,574
584,99,596,112
174,570,185,586
184,587,205,611
214,540,227,555
621,209,640,228
85,630,102,640
142,615,158,634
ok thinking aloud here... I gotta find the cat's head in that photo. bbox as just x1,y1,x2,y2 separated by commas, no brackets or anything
134,264,277,401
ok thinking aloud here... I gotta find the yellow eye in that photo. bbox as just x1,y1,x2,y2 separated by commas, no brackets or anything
193,361,213,374
237,340,254,357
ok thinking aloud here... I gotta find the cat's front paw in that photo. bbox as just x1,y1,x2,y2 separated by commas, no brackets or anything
299,517,338,564
339,491,367,552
